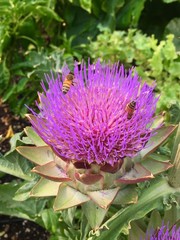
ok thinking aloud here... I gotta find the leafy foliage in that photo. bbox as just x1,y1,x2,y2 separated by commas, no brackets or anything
0,0,179,115
0,0,179,239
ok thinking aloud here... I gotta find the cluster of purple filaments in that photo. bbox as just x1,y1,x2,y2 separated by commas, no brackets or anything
29,60,159,166
147,224,180,240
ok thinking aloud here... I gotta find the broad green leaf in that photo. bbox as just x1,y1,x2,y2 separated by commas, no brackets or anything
16,146,54,165
113,186,138,205
140,125,177,159
0,181,47,221
31,178,61,197
93,178,178,240
0,152,33,181
54,184,90,211
32,161,72,182
24,126,47,146
87,187,120,209
41,209,60,234
82,200,108,229
14,180,38,201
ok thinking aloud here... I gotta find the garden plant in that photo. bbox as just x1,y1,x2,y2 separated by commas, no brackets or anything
0,0,180,239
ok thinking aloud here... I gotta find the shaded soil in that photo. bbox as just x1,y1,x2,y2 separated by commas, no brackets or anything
0,216,49,240
0,99,50,240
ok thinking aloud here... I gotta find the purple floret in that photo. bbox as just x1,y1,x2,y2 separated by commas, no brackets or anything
149,224,180,240
28,60,159,166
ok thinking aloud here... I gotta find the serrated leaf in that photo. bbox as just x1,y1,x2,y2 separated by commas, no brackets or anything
16,146,54,165
94,178,178,240
32,161,72,182
88,188,120,209
24,126,47,146
140,125,177,159
116,163,154,184
30,178,61,197
54,184,90,211
113,185,138,205
82,200,108,230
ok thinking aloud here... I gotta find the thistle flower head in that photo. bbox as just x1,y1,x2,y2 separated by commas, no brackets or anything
148,224,180,240
29,60,158,166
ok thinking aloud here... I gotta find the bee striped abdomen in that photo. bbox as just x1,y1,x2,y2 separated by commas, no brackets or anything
126,101,136,120
62,73,74,94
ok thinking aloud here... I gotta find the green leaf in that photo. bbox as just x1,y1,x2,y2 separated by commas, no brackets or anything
54,184,90,211
0,151,34,181
16,146,54,165
41,209,60,234
140,125,177,159
79,0,92,13
30,178,61,197
82,200,108,229
24,126,47,146
0,181,47,221
13,180,38,201
87,188,120,209
93,177,178,240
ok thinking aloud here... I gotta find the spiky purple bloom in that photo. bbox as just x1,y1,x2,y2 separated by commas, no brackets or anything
29,60,159,166
148,224,180,240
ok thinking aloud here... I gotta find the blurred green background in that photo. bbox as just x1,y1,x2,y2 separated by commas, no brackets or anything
0,0,179,121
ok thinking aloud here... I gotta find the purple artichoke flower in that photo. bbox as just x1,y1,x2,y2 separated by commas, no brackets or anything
28,60,158,167
148,224,180,240
17,60,175,229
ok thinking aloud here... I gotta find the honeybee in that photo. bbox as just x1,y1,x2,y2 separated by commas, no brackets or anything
126,101,136,119
62,72,75,94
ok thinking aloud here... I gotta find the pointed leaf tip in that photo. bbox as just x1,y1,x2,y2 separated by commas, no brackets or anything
88,187,120,209
116,163,154,184
54,184,90,211
31,161,72,182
